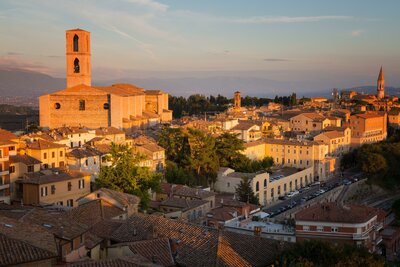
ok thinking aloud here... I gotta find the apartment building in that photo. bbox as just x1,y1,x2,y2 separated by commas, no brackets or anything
289,113,331,133
25,139,67,169
344,112,387,147
230,121,262,142
314,127,351,157
0,129,18,204
244,138,334,182
295,203,385,253
9,154,41,200
214,166,314,205
17,169,91,207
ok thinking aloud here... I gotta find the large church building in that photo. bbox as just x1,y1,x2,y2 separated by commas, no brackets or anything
39,29,172,132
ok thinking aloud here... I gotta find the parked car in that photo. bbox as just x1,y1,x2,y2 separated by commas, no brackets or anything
287,190,300,198
343,179,352,185
311,181,321,187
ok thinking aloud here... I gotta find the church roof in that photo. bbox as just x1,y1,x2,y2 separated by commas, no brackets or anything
66,28,90,33
49,84,109,96
378,66,384,81
94,84,145,96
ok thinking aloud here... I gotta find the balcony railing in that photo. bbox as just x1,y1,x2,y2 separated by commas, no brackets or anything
374,236,383,245
374,222,383,231
353,233,369,240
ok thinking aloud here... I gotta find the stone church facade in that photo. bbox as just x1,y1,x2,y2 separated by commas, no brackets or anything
39,29,172,132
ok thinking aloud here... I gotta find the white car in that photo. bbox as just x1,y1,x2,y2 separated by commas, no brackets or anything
287,191,300,198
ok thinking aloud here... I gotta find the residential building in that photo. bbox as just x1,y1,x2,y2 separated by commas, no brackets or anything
159,197,211,222
289,113,331,133
66,148,101,182
9,154,41,200
214,166,314,205
0,129,18,204
344,112,387,147
131,136,166,172
388,110,400,129
25,139,67,169
16,169,91,207
314,128,351,157
295,203,385,253
244,138,333,182
230,121,262,142
95,127,126,144
77,188,140,219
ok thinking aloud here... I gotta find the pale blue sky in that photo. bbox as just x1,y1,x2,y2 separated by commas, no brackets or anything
0,0,399,90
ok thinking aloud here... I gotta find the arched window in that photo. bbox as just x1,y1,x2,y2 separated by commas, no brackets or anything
255,181,259,192
264,179,267,188
73,34,79,52
74,58,80,73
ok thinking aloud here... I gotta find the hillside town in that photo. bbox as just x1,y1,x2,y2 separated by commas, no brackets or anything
1,28,400,267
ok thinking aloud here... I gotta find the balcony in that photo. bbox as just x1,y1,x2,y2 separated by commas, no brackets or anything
0,183,9,191
353,233,369,240
374,222,383,231
374,236,383,245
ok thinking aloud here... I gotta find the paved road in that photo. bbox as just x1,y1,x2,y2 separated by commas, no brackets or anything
262,170,364,218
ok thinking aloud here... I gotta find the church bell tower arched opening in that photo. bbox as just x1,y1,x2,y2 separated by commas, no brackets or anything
66,29,91,88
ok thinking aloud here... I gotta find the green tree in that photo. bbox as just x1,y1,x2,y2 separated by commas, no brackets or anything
96,143,162,210
359,152,387,174
187,128,219,185
215,132,245,167
165,161,195,186
235,177,259,205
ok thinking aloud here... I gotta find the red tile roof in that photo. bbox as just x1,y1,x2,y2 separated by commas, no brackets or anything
129,238,175,266
26,139,66,150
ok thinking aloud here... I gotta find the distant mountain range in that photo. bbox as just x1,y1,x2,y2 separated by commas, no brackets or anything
1,68,400,99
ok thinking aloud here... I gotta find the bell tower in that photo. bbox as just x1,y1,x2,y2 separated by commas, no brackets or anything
66,29,91,88
377,66,384,100
234,91,241,112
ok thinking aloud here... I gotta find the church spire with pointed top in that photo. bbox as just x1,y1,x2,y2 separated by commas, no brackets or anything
377,66,385,100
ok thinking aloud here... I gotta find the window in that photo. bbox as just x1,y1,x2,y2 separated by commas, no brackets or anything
43,153,47,160
9,165,15,174
73,34,79,51
255,181,259,192
303,225,310,231
68,182,72,191
27,165,34,173
79,100,85,110
270,188,274,198
52,152,55,158
85,159,88,166
54,103,61,109
9,146,15,151
331,227,338,232
51,185,56,194
79,179,85,189
67,199,73,207
227,182,230,188
264,179,267,188
103,103,110,110
60,151,63,157
317,226,323,232
43,164,49,169
59,161,64,168
74,58,80,73
40,186,48,197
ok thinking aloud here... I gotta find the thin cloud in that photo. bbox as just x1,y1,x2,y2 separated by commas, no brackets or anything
7,52,23,56
351,29,365,37
124,0,168,12
230,15,353,24
264,58,289,62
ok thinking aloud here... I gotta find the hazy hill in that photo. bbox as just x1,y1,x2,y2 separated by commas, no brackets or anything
0,68,65,97
1,68,400,99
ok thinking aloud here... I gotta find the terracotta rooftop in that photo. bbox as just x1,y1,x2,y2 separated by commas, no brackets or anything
129,238,175,266
92,188,141,207
300,112,327,122
9,154,41,165
207,206,238,222
173,186,216,200
160,197,209,212
111,213,288,266
352,112,385,119
67,148,101,159
0,233,57,266
19,169,89,185
26,139,66,150
295,203,385,224
94,84,145,97
231,121,258,131
67,255,160,267
95,127,125,136
316,130,344,139
0,128,17,141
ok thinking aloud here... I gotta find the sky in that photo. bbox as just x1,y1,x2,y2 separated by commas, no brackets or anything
1,0,400,94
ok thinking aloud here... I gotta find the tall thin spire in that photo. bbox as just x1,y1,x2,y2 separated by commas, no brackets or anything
378,66,384,81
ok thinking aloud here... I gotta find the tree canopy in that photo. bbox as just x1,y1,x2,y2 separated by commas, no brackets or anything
158,126,273,186
96,143,162,210
235,177,259,205
275,240,385,267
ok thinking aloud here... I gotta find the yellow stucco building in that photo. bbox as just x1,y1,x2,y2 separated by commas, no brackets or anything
39,29,172,132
